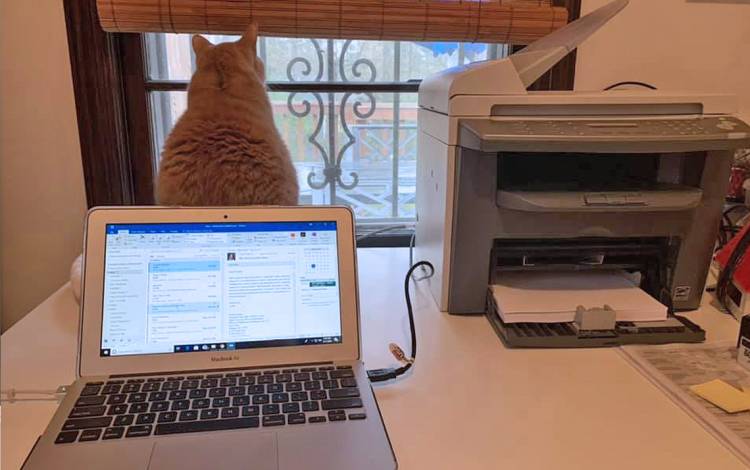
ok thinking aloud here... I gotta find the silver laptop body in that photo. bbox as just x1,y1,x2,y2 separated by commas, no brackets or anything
22,206,397,470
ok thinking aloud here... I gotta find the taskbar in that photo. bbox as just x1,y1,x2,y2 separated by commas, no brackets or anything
172,335,342,353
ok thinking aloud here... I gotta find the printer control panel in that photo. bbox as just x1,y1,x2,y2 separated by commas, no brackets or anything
485,116,750,140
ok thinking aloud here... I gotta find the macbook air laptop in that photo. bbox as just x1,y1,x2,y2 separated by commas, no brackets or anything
23,206,397,470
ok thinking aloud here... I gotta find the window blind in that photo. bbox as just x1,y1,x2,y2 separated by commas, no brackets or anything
96,0,568,44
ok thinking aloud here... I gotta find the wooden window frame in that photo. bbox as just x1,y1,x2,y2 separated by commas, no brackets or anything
63,0,581,209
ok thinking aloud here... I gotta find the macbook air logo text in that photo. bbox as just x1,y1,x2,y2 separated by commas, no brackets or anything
211,355,240,362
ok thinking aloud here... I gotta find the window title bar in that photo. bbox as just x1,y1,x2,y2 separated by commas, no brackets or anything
106,221,337,234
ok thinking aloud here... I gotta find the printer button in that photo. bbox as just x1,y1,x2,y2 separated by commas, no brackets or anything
718,122,738,131
605,194,628,205
625,193,646,205
584,194,608,205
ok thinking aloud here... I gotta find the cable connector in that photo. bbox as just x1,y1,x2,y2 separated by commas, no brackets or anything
367,368,400,382
389,343,413,365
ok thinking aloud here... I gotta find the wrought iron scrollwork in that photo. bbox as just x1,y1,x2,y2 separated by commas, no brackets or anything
286,92,328,190
336,92,376,189
339,40,377,83
285,39,329,190
285,38,379,196
286,39,325,82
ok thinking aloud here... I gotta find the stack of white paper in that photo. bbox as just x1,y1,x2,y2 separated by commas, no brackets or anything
491,270,667,323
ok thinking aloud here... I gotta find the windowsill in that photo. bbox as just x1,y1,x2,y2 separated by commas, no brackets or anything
356,227,414,248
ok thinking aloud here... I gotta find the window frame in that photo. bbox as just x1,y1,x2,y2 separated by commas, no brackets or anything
63,0,580,243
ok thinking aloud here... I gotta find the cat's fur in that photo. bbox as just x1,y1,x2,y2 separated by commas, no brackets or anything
157,24,299,206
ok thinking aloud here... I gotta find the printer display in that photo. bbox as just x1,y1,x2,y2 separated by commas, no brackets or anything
414,0,750,346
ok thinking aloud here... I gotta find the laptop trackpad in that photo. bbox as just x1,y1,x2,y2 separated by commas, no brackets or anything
148,431,278,470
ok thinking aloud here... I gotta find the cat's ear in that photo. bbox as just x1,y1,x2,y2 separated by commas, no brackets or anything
192,35,212,56
237,22,258,55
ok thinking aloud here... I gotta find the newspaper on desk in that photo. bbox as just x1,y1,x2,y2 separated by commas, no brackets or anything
620,341,750,466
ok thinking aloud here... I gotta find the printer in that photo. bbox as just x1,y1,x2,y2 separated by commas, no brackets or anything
415,0,750,345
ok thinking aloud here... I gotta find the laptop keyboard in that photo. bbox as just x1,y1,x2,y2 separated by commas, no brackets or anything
54,366,365,444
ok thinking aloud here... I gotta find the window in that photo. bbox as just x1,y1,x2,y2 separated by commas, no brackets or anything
63,0,580,245
146,36,510,226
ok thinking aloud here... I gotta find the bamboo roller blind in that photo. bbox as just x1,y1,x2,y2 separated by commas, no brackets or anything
96,0,569,44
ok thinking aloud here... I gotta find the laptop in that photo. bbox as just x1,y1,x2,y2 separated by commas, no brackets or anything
23,206,397,470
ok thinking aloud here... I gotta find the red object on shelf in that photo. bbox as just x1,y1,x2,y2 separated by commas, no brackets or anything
715,222,750,292
728,166,747,200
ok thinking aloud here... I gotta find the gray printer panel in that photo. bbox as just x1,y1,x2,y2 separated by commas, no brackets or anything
446,122,738,314
460,116,750,153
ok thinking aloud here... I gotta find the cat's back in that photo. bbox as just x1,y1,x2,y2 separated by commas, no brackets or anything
157,111,299,207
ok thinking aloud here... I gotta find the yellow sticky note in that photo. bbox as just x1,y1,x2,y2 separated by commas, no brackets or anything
690,379,750,413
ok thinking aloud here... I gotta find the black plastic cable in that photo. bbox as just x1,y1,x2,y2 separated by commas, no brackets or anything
724,204,748,223
603,81,657,91
717,205,747,250
367,260,434,383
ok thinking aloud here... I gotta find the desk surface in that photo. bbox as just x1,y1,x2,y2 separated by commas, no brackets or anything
1,248,747,469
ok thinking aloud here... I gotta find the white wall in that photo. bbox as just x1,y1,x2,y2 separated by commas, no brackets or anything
0,0,87,331
576,0,750,122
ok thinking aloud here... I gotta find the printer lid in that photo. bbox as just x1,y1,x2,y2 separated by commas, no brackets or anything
418,0,630,114
418,0,739,119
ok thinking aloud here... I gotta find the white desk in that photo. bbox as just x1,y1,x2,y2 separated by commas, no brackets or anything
1,248,747,469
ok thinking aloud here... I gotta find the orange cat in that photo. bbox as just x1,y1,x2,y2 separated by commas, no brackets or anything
157,24,299,206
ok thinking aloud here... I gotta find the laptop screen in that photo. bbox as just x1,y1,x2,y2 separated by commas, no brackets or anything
100,221,342,357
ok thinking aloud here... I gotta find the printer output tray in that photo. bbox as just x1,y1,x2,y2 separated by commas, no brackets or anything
486,295,705,349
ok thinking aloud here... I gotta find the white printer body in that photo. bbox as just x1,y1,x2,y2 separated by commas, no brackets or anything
415,0,750,314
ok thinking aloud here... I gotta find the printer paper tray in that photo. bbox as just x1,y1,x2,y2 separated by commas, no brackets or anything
486,310,705,348
497,187,702,212
486,299,705,348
